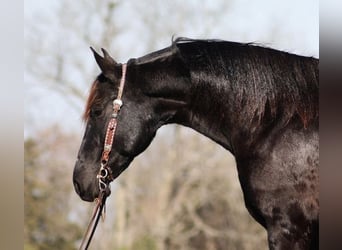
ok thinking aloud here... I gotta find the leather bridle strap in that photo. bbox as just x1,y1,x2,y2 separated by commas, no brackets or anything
100,63,127,167
79,63,127,250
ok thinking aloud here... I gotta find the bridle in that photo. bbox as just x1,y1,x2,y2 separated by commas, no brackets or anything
79,63,127,250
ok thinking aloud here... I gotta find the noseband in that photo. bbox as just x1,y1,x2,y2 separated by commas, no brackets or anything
79,63,127,250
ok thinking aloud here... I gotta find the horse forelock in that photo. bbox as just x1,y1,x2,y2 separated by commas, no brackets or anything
83,79,101,122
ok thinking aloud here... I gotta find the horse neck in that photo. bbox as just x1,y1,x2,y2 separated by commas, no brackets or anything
175,70,238,153
136,52,269,155
139,60,238,153
150,63,280,156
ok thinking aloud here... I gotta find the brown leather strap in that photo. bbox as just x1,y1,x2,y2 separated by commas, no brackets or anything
117,63,127,100
101,63,127,164
101,118,118,164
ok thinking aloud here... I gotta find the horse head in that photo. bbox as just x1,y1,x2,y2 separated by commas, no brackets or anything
73,47,189,201
73,49,158,201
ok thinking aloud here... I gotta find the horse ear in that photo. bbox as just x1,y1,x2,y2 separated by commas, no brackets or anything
90,47,119,81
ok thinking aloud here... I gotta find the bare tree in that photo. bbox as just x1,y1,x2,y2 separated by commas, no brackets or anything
25,1,122,134
24,126,83,249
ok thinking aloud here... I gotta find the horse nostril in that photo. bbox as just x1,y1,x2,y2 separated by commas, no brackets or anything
74,180,82,196
73,170,96,202
73,179,94,202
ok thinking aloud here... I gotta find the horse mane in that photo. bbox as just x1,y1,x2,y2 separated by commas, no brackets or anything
172,37,319,128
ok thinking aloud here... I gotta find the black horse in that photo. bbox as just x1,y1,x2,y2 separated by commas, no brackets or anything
73,38,318,249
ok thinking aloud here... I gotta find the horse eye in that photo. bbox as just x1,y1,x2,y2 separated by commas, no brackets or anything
90,108,103,118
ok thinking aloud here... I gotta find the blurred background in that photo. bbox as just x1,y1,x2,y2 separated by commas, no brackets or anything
24,0,318,249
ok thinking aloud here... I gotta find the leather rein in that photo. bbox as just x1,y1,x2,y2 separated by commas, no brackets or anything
79,63,127,250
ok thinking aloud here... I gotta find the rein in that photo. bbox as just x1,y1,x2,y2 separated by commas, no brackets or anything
79,63,127,250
